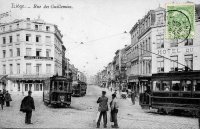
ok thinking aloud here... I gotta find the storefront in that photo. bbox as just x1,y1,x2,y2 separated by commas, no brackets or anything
7,75,49,95
128,75,139,94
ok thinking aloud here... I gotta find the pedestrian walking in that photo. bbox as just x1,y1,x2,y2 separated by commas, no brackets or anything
20,91,35,124
110,94,119,128
131,91,135,105
96,91,109,128
5,91,12,107
0,90,5,110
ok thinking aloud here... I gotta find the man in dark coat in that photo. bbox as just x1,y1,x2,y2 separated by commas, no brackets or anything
110,93,119,128
96,91,108,128
20,91,35,124
5,91,12,107
0,90,5,110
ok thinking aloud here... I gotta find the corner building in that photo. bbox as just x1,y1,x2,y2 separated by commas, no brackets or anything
0,18,64,95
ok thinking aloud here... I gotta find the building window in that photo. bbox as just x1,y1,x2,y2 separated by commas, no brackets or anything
17,34,20,42
45,36,51,43
170,56,178,71
3,65,6,74
46,49,51,57
17,82,20,91
184,39,193,46
17,64,20,74
3,50,6,58
156,34,164,48
9,49,13,57
25,84,28,91
9,36,12,43
36,49,42,56
170,39,178,47
40,84,43,91
26,34,31,42
26,48,31,56
46,64,51,74
26,23,31,29
39,25,42,30
2,26,5,32
17,48,20,56
36,64,42,75
2,37,6,44
157,57,164,72
46,26,50,31
35,84,40,91
26,63,31,74
35,25,39,30
9,25,12,31
36,35,41,42
17,23,19,29
10,64,13,74
185,55,193,70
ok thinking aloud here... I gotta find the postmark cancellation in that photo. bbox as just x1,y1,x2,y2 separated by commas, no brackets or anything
166,3,195,41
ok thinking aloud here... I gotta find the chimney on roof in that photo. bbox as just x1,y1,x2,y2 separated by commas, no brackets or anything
26,18,30,21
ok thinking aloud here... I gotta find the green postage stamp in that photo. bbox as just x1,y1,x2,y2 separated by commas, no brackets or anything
166,3,195,41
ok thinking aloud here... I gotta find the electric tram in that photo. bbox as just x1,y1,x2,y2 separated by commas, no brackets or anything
43,75,73,107
72,80,87,97
140,70,200,116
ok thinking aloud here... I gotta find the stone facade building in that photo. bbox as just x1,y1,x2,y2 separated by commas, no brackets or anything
0,18,64,95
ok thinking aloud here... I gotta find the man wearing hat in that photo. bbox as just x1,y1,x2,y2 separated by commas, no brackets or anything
20,90,35,124
96,91,108,128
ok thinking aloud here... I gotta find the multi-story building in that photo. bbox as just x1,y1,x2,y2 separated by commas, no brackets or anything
152,5,200,74
62,45,66,76
68,63,78,81
128,4,200,94
0,18,64,95
112,47,127,91
128,7,169,93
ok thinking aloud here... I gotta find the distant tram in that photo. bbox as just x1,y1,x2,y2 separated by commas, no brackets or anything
72,80,87,97
140,70,200,116
43,75,73,107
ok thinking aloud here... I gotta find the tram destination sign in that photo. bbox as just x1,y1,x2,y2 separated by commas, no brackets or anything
24,56,53,60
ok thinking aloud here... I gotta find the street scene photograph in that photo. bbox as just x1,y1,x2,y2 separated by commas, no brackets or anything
0,0,200,128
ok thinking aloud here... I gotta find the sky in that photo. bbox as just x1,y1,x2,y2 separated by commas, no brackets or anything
0,0,199,76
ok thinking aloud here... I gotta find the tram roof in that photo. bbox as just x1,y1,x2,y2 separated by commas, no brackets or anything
152,70,200,80
49,75,72,81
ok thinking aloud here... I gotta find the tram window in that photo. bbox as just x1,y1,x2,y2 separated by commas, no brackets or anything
162,81,170,91
64,82,67,91
194,80,200,92
181,80,192,91
50,81,54,91
59,82,63,91
153,81,161,91
54,81,57,90
69,83,72,92
172,81,180,91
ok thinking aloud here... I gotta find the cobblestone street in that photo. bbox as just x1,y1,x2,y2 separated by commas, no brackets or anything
0,85,198,128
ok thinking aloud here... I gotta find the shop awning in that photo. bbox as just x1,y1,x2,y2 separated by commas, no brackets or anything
0,75,8,82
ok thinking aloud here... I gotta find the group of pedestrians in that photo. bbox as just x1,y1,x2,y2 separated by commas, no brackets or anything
0,89,12,110
96,91,119,128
